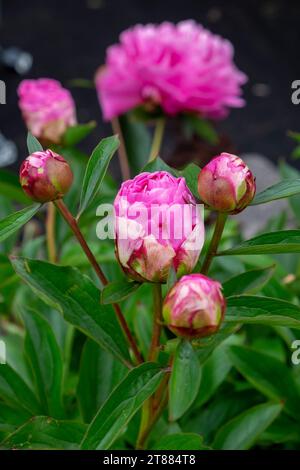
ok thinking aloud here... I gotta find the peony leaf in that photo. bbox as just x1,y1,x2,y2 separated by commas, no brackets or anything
169,340,201,421
226,295,300,329
26,132,43,154
213,402,282,450
11,257,131,367
63,121,96,147
228,345,300,419
80,363,164,450
77,339,127,423
1,416,86,450
0,204,41,244
251,179,300,205
101,280,141,305
218,230,300,255
21,306,64,418
78,135,119,218
222,265,275,297
151,433,210,450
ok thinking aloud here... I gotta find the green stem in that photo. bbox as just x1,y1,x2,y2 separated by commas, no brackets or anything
201,212,228,275
54,199,142,366
111,117,131,181
46,202,57,263
136,284,163,449
148,118,166,162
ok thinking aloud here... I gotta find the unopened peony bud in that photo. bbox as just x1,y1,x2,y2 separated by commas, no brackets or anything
20,149,73,203
114,171,205,283
162,273,226,338
18,78,76,144
198,153,256,214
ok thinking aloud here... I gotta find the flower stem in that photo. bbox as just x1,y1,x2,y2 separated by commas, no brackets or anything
111,117,131,181
136,283,163,449
148,118,166,162
54,198,142,366
201,212,228,275
46,202,57,263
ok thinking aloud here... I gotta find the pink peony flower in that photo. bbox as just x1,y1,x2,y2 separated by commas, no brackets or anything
162,273,226,338
20,149,73,203
96,20,247,120
198,152,256,213
114,171,204,282
18,78,76,143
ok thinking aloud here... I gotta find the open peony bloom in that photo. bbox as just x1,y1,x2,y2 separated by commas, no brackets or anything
96,20,247,120
18,78,76,144
114,171,204,283
198,153,256,214
163,273,226,338
20,149,73,203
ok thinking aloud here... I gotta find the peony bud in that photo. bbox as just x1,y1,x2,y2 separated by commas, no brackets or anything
162,273,226,339
20,149,73,203
114,171,205,283
198,153,256,214
18,78,76,144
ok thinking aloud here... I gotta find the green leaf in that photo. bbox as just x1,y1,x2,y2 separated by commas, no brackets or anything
251,179,300,205
101,280,141,305
194,339,237,409
222,265,275,297
0,363,41,415
78,135,119,218
1,416,86,450
151,433,209,450
21,307,64,418
11,257,131,367
218,230,300,255
0,404,31,433
119,113,151,175
77,339,127,423
213,402,282,450
63,121,96,147
27,132,43,154
228,345,300,419
0,204,41,244
0,169,30,204
169,340,201,421
166,264,177,292
226,295,300,329
179,163,201,199
183,114,218,144
80,362,164,450
143,157,179,176
194,324,238,364
279,162,300,222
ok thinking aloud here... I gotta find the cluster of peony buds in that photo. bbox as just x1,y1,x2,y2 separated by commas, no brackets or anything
19,147,255,340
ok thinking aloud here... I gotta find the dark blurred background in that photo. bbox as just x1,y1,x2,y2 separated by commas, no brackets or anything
0,0,299,169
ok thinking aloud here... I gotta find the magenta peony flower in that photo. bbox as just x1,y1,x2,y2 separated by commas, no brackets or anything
20,149,73,203
198,152,256,213
96,20,247,120
18,78,76,144
162,273,226,338
114,171,204,283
